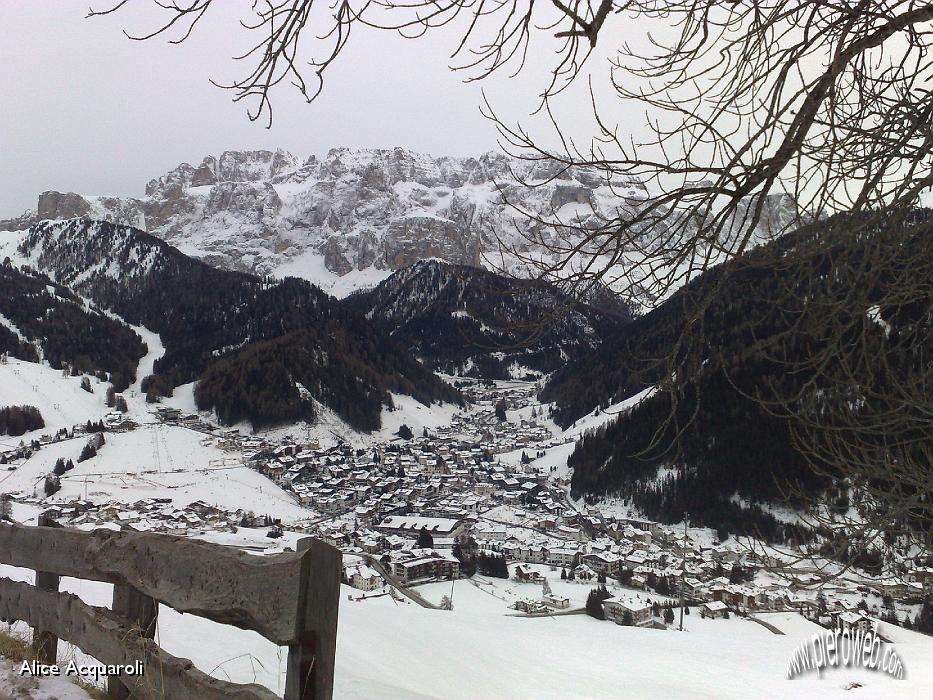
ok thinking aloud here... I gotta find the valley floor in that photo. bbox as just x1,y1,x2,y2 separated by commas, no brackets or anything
1,356,932,699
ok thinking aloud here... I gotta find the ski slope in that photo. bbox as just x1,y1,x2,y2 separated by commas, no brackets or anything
0,423,308,520
0,358,107,443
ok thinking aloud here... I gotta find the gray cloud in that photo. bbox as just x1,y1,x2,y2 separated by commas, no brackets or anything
1,2,632,218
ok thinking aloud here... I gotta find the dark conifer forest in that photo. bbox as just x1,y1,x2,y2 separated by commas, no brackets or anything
0,405,45,436
344,259,631,378
0,260,146,390
194,325,461,432
18,220,461,431
554,211,933,538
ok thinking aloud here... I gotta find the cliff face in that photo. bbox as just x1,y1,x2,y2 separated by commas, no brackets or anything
0,148,645,282
2,147,796,294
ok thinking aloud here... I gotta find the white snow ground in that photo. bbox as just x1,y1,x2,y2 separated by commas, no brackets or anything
0,424,308,521
0,656,93,699
0,358,109,443
2,554,931,700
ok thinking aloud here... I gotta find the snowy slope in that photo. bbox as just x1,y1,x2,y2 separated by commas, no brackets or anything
2,558,930,700
0,423,308,520
0,657,93,699
0,358,107,442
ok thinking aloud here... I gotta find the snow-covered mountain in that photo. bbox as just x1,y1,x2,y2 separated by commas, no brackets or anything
0,261,146,390
2,148,645,288
7,218,460,432
344,259,631,378
1,147,798,296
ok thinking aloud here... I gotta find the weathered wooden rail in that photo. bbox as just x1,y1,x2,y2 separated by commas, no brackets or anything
0,519,341,700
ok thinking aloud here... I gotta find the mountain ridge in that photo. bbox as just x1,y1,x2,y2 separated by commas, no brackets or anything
1,147,797,297
13,218,461,432
344,259,632,378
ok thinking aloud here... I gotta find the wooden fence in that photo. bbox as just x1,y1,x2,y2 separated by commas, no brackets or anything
0,517,341,700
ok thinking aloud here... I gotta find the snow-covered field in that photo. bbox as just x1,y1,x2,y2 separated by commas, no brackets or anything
3,551,931,700
0,423,309,521
0,359,108,444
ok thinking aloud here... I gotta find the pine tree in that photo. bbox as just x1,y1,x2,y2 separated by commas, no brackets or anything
43,474,61,497
664,606,675,624
417,527,434,549
560,568,567,580
585,585,612,620
78,442,97,462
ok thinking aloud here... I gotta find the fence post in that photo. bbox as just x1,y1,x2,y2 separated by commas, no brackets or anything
33,514,60,664
284,538,341,700
107,579,158,698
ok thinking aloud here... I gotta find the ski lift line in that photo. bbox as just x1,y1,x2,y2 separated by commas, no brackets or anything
150,425,162,474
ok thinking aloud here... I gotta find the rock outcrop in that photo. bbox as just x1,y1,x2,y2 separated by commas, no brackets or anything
2,147,797,293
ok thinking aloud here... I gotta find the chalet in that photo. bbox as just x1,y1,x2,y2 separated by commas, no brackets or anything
701,601,729,619
907,566,933,589
547,548,580,568
476,527,508,541
836,611,872,633
683,577,705,597
376,515,464,540
710,584,732,604
878,578,908,598
513,599,549,614
323,531,350,548
602,597,652,626
582,552,622,578
556,524,588,542
514,564,544,583
391,550,460,584
345,564,383,591
542,593,570,609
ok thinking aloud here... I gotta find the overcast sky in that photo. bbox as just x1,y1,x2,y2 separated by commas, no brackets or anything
0,2,635,218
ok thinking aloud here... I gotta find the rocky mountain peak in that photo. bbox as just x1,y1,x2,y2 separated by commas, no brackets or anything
1,147,797,296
